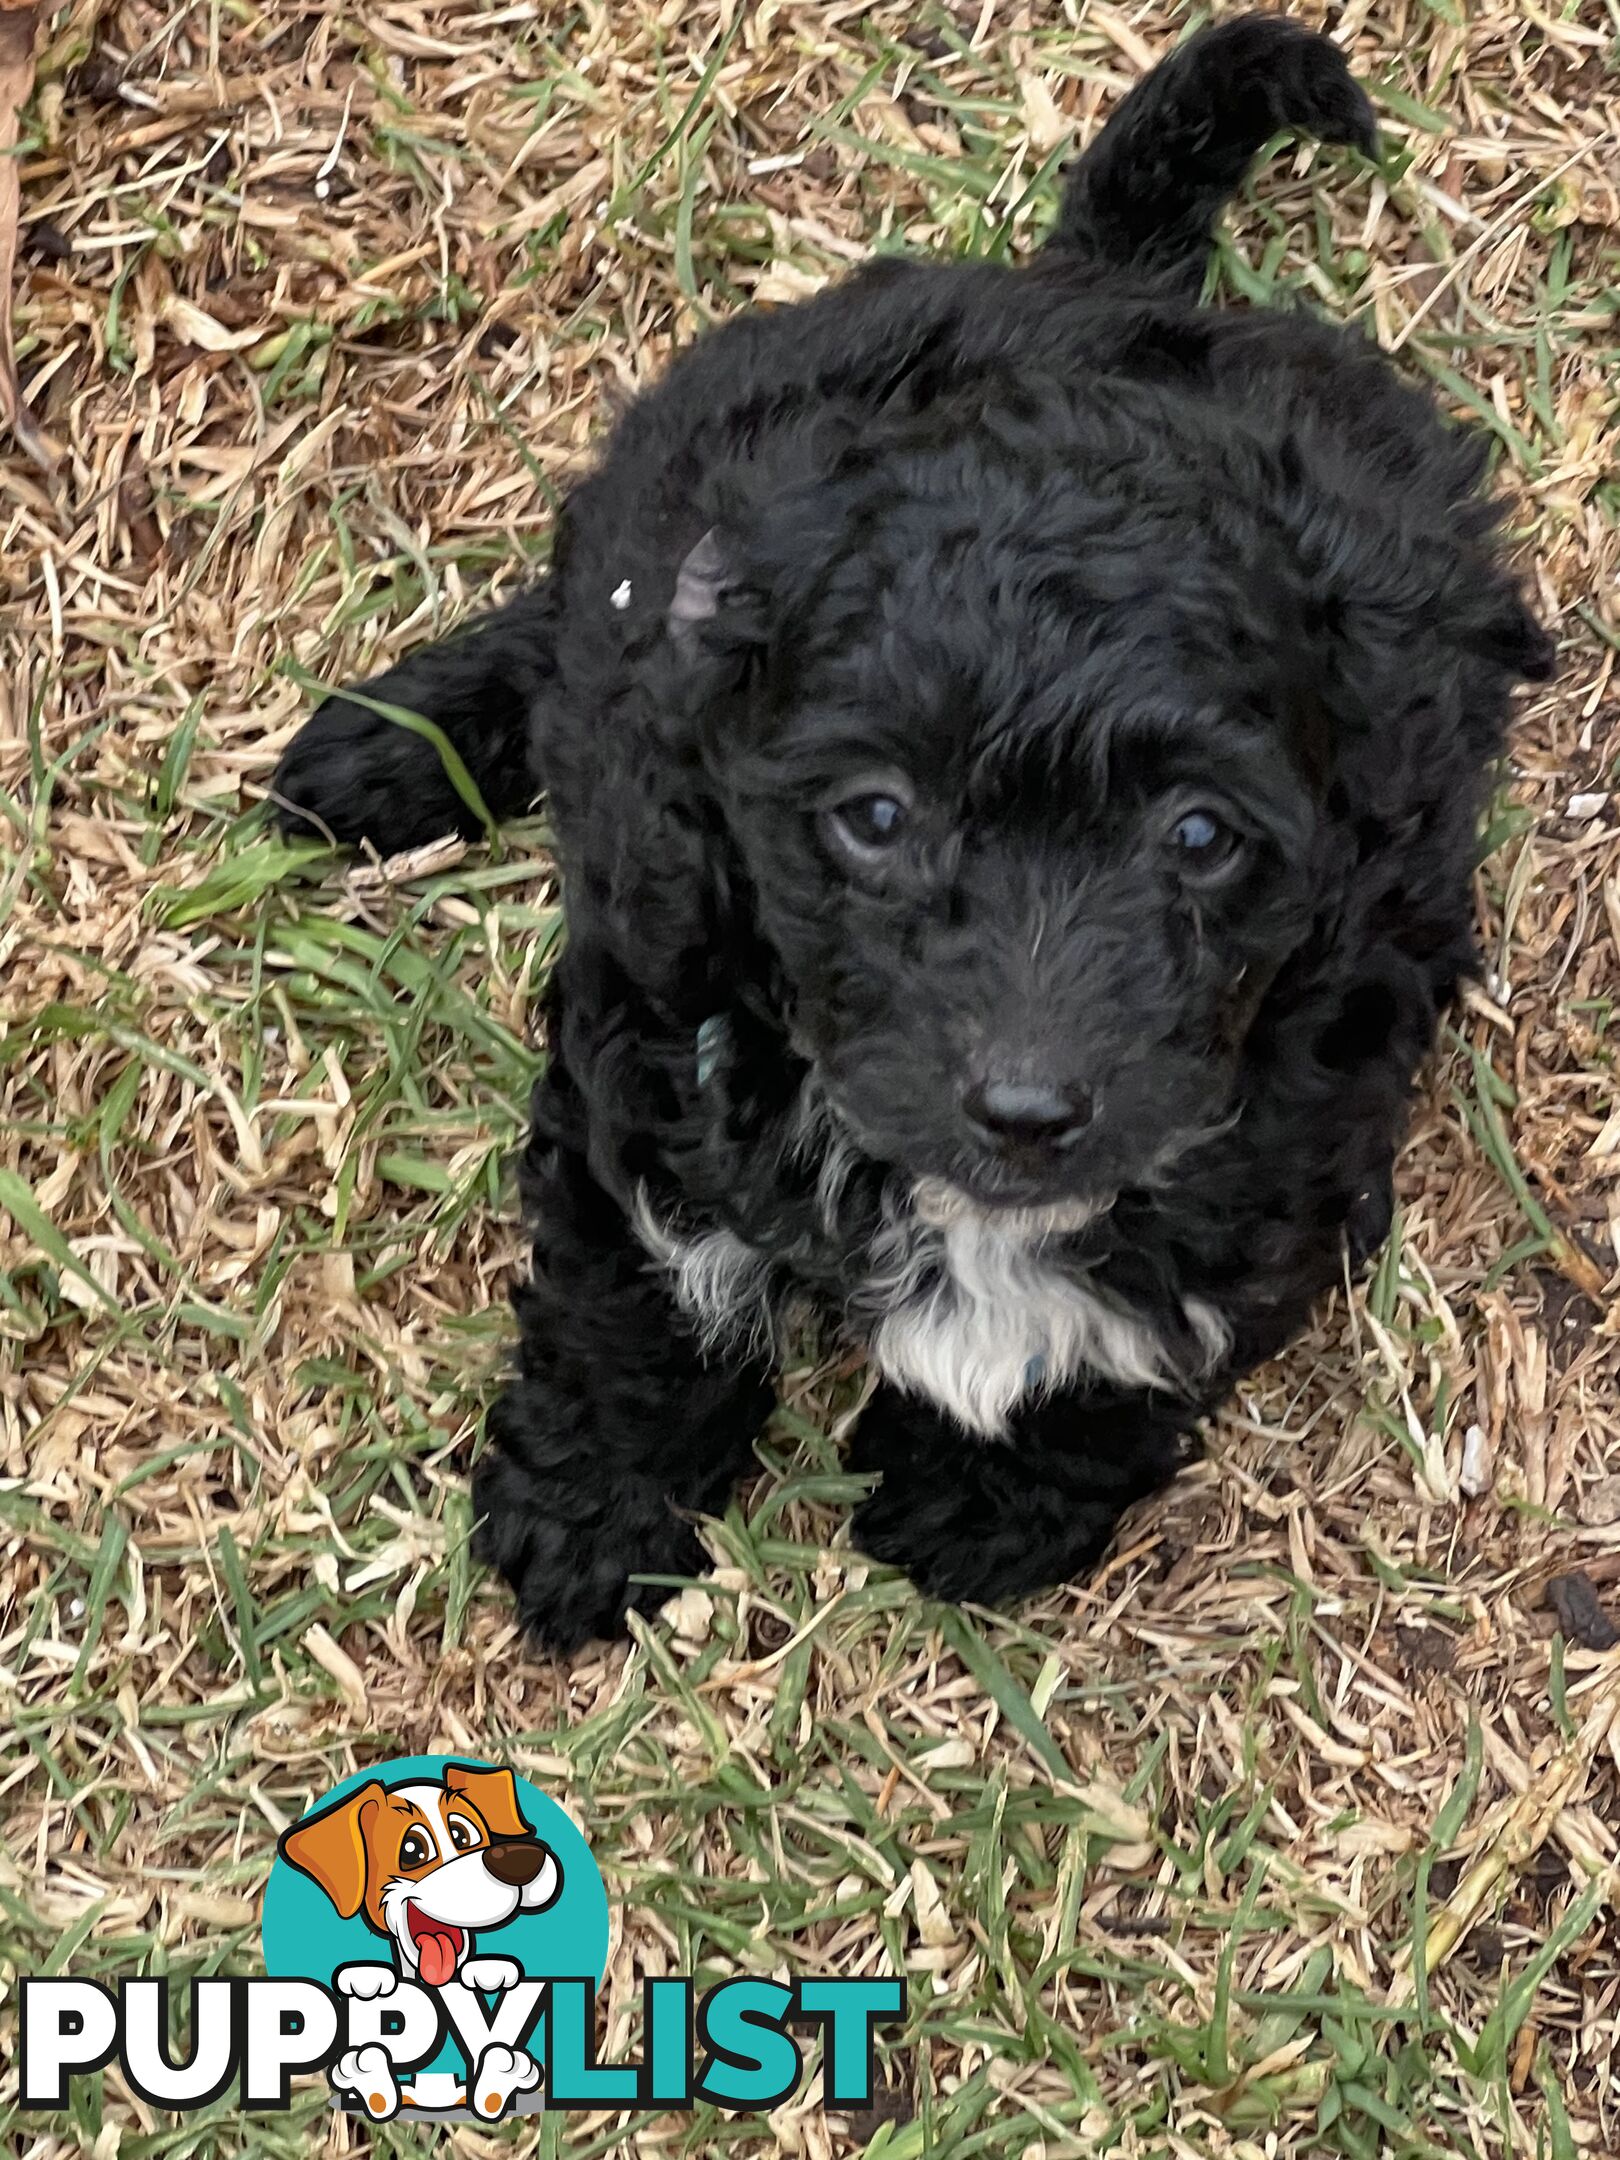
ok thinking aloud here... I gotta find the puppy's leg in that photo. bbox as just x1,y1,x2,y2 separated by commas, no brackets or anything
849,1383,1194,1609
273,581,558,854
474,1078,775,1652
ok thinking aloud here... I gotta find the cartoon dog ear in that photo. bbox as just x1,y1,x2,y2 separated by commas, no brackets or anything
278,1781,386,1919
443,1764,532,1842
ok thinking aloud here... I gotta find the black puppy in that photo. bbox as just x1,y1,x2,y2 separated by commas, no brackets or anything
275,17,1550,1651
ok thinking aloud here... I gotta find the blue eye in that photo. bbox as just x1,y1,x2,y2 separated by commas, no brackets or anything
830,792,910,854
1172,810,1222,851
1167,808,1244,877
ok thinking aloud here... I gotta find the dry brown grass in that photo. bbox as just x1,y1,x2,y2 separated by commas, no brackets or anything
3,2,1619,2154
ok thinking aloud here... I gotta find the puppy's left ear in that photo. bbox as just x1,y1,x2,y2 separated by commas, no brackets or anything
443,1763,533,1842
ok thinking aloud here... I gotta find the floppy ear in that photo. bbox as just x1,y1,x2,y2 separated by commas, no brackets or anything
443,1763,533,1841
668,527,731,654
665,526,767,683
278,1781,385,1919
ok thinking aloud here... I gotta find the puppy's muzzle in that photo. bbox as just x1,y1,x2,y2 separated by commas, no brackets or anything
483,1837,550,1887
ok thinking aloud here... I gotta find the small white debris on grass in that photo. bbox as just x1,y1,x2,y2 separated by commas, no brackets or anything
1460,1422,1492,1498
665,1585,714,1643
1568,791,1607,820
610,577,633,610
910,1859,958,1947
916,1738,976,1769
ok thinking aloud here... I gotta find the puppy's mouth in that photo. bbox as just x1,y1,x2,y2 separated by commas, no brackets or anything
405,1902,466,1986
914,1175,1115,1234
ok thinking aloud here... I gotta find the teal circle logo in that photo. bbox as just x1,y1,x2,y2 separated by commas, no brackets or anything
262,1755,608,2117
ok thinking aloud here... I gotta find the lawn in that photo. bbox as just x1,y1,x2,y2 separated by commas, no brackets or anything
3,2,1619,2155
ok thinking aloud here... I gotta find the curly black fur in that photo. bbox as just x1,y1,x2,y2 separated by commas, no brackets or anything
274,16,1551,1650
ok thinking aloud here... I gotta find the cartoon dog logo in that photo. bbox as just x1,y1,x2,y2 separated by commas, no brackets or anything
279,1762,562,2118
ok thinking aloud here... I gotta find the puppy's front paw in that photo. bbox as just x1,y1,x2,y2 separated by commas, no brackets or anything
460,1955,523,1992
851,1473,1021,1608
849,1391,1127,1610
333,2043,400,2120
852,1474,1114,1608
273,693,477,854
471,2042,542,2120
335,1962,400,2001
472,1446,710,1654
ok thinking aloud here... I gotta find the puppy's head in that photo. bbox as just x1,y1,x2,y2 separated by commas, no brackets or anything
280,1765,561,1986
667,389,1548,1214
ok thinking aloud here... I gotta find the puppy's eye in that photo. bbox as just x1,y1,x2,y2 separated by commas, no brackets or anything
1167,808,1242,875
832,794,908,852
1173,811,1220,850
400,1831,432,1869
447,1818,478,1851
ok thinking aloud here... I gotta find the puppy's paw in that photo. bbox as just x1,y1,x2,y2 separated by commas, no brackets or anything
335,1962,400,2001
472,1448,711,1654
273,693,478,854
851,1475,1019,1608
849,1393,1125,1610
849,1417,1012,1604
471,2042,542,2120
461,1955,523,1992
333,2044,400,2120
852,1476,1113,1608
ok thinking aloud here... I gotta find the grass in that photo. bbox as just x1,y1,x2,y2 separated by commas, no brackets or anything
3,3,1620,2156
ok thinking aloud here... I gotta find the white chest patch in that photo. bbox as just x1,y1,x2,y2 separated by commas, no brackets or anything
634,1176,1228,1442
864,1183,1228,1440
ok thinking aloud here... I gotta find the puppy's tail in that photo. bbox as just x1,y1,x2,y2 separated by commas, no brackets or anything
1047,14,1376,290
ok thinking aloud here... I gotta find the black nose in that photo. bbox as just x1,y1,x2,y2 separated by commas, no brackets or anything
963,1078,1093,1150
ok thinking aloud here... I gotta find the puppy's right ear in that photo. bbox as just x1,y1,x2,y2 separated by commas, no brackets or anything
279,1781,385,1919
666,526,767,681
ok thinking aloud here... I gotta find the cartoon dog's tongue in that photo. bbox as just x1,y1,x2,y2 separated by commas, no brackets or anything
407,1904,464,1986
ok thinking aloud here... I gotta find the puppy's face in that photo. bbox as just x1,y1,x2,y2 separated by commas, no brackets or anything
750,699,1315,1212
683,472,1333,1212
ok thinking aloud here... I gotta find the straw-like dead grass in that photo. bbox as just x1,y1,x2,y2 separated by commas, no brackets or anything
3,3,1619,2154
